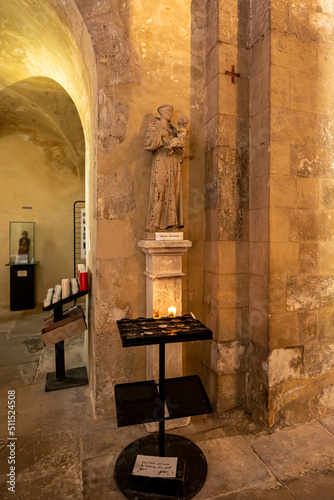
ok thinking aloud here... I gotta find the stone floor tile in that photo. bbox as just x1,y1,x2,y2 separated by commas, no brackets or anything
21,305,45,315
0,383,92,437
171,413,240,439
0,332,8,350
191,429,274,499
206,483,294,499
251,421,334,480
66,332,86,346
81,418,146,460
0,427,82,499
82,452,125,500
284,470,334,499
0,310,21,333
0,475,82,500
0,362,38,386
0,335,43,366
320,415,334,435
8,313,47,337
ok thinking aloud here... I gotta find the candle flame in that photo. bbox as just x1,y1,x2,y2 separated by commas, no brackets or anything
168,306,176,317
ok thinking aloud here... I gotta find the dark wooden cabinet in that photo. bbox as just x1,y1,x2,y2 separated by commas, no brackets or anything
7,263,39,311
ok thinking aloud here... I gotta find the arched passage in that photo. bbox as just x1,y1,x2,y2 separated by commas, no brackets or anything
0,0,96,397
0,0,96,304
0,76,86,303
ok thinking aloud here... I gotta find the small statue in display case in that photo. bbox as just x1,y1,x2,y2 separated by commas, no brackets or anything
9,222,35,264
18,231,30,257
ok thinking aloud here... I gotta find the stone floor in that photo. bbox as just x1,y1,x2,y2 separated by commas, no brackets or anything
1,306,334,499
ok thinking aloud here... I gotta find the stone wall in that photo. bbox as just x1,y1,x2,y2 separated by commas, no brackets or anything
75,0,204,417
203,0,251,411
205,0,334,426
268,0,334,426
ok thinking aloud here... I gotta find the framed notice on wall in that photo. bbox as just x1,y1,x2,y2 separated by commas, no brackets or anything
81,209,86,259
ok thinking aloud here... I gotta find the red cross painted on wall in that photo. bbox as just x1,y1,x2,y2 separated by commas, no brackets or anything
224,65,241,84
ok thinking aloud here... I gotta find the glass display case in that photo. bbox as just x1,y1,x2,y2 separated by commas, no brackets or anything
9,221,36,264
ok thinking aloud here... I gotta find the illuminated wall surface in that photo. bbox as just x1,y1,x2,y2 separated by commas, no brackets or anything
2,0,334,427
0,0,95,304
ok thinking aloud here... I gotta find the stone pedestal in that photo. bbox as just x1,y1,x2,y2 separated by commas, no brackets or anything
138,237,192,430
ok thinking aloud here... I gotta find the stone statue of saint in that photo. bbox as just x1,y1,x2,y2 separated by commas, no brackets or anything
18,231,30,256
145,104,188,232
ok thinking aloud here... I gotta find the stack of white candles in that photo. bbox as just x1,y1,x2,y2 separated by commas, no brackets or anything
43,277,80,307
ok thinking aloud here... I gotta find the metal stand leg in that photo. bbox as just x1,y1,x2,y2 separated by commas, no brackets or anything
55,341,66,381
54,304,63,322
45,303,88,392
53,305,66,381
159,343,165,457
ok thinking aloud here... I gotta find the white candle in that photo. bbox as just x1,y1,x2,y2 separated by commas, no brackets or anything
61,279,70,299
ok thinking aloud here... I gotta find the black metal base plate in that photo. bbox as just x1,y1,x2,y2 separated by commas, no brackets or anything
114,434,208,499
45,366,88,392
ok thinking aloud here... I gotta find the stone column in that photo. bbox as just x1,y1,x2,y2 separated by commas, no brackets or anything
138,238,192,381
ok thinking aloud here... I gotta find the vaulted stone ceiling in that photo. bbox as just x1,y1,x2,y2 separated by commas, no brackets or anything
0,77,85,177
0,0,88,180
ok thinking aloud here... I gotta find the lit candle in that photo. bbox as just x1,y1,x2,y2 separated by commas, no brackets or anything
153,308,161,319
168,306,176,318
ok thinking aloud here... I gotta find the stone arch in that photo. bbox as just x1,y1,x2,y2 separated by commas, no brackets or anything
0,1,97,258
0,0,97,382
0,75,86,301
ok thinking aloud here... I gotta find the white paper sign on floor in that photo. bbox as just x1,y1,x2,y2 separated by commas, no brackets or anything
132,455,178,478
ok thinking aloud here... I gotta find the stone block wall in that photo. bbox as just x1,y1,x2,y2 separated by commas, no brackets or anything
203,0,250,411
268,0,334,426
63,0,334,424
205,0,334,426
248,0,271,422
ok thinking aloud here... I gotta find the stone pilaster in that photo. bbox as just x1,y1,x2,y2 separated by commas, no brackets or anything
204,0,250,412
248,0,271,423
